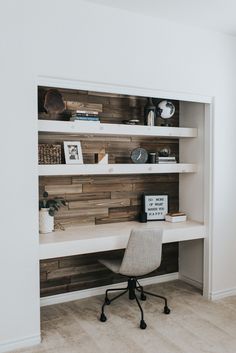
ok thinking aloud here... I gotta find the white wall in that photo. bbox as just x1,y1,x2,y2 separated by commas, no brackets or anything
1,0,236,350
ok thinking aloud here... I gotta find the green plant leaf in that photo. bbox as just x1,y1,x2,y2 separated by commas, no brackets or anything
49,208,55,217
40,195,66,214
43,191,49,198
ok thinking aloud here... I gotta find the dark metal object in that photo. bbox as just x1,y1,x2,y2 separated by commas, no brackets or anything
100,277,170,329
139,212,147,223
148,152,156,163
144,97,157,126
158,147,171,157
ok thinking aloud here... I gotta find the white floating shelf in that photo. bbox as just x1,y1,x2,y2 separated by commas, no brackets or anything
39,220,206,260
38,163,197,176
38,120,197,138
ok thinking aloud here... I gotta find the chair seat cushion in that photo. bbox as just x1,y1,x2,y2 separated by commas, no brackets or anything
99,258,122,274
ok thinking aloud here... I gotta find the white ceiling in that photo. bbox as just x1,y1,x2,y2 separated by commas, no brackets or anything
87,0,236,36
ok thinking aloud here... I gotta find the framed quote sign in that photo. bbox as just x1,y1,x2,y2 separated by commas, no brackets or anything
143,194,168,221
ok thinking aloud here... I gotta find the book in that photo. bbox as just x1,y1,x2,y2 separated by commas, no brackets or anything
70,116,100,122
74,113,99,117
167,212,186,216
72,116,100,120
76,110,99,115
157,161,177,164
157,157,176,161
158,157,176,160
165,212,187,223
157,156,176,164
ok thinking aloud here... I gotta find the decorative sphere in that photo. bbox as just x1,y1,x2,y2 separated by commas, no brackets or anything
157,100,175,119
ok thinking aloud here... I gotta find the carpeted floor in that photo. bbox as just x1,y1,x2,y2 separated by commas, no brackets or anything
10,280,236,353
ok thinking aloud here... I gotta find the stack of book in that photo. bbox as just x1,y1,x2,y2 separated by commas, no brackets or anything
165,212,187,223
70,110,100,122
156,156,176,164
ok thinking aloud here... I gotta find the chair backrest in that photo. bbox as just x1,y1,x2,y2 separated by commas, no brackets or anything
119,228,163,277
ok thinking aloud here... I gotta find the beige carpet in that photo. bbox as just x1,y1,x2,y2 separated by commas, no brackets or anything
11,281,236,353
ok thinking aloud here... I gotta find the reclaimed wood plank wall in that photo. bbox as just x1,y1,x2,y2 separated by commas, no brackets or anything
39,87,179,297
40,245,178,297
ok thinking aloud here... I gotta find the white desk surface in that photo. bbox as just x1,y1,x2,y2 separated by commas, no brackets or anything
39,220,206,260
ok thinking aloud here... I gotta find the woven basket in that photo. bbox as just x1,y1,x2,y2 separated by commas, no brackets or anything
38,144,62,164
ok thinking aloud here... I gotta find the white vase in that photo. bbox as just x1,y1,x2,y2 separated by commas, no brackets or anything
39,208,54,234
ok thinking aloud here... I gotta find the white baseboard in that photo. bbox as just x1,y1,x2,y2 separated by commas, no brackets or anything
179,274,203,290
40,272,179,307
0,334,41,353
210,286,236,300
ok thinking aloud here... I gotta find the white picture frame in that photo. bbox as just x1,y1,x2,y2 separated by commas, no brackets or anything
144,194,168,221
63,141,83,164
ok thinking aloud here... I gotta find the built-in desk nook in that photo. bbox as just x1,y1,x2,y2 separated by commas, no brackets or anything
40,220,206,260
38,82,211,302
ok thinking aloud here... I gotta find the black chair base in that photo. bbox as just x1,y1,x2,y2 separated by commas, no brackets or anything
100,277,170,329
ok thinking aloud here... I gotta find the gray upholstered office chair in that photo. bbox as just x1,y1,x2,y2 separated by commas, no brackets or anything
99,228,170,329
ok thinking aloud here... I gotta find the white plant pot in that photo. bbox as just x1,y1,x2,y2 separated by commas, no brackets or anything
39,208,54,234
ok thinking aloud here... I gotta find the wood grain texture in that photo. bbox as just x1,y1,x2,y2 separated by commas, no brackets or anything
38,86,179,297
65,101,103,112
69,198,130,209
45,184,82,195
39,86,179,126
40,243,178,297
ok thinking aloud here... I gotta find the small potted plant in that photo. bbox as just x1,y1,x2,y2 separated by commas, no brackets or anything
39,191,66,234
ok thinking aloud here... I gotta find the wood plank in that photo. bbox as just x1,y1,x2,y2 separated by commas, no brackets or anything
40,272,47,281
40,284,69,297
55,216,95,228
83,183,133,193
47,264,105,280
133,182,179,193
39,176,72,186
96,206,139,224
56,207,109,218
65,101,103,112
111,191,143,199
74,174,178,185
45,184,82,195
69,198,130,209
40,259,59,271
59,250,123,268
65,192,111,201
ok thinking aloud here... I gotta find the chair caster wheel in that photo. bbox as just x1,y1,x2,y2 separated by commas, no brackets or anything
164,306,171,314
140,293,146,301
105,297,111,305
140,320,147,329
100,313,107,322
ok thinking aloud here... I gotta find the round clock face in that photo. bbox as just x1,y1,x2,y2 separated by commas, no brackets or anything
131,148,148,164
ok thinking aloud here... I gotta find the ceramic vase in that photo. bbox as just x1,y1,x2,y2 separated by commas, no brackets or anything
39,208,54,234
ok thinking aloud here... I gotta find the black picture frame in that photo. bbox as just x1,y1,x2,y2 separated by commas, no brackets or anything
142,194,169,221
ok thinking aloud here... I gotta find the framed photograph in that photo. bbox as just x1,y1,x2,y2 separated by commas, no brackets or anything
63,141,83,164
143,194,168,221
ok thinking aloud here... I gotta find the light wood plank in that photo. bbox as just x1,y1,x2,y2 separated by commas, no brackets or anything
45,184,82,195
57,208,108,218
69,198,130,209
65,101,103,112
83,182,133,193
